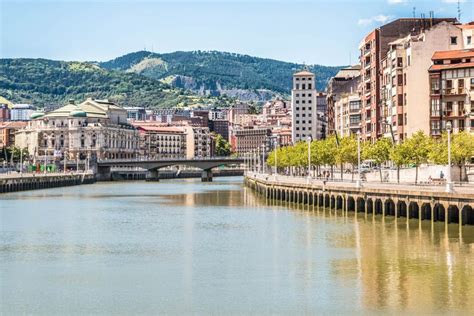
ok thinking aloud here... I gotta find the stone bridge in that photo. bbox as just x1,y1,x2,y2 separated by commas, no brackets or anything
96,157,244,181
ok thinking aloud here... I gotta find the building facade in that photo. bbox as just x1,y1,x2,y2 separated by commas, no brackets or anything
230,128,271,154
15,99,139,162
291,70,318,142
428,48,474,136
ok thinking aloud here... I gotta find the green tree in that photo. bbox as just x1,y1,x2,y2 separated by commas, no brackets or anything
430,131,474,181
402,131,433,183
390,142,411,183
363,137,392,182
335,136,358,180
214,134,231,156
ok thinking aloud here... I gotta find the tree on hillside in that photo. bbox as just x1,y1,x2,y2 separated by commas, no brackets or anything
363,137,392,182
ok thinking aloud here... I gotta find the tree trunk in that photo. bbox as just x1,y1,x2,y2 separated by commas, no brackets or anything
397,166,400,183
379,165,383,182
351,165,354,181
340,164,343,180
459,164,463,182
415,165,418,184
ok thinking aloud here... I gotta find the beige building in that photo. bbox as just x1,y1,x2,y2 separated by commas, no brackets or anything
230,127,271,154
133,122,211,159
15,98,139,162
380,21,463,142
291,70,318,142
429,48,474,136
334,94,362,137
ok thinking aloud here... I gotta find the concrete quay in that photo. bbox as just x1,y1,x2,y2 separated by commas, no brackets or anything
0,173,96,194
245,173,474,226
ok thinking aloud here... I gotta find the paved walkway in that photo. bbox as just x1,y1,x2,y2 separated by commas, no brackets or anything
249,173,474,197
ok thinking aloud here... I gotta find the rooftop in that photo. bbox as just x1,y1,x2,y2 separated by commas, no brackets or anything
432,49,474,60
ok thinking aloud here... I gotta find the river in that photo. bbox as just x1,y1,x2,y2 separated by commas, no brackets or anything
1,177,474,314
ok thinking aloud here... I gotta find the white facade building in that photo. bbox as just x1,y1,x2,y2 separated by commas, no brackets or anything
291,70,318,142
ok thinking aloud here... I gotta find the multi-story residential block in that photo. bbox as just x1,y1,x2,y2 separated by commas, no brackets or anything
460,22,474,49
326,65,361,135
15,99,139,162
428,48,474,136
11,104,35,121
230,127,271,154
134,125,187,159
380,21,463,142
0,104,10,122
228,103,250,125
208,108,228,121
210,119,229,141
291,70,318,142
124,107,147,121
334,94,362,137
359,18,457,142
185,126,211,158
0,121,27,149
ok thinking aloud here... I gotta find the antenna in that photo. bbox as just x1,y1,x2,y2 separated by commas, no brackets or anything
413,6,416,19
457,0,461,22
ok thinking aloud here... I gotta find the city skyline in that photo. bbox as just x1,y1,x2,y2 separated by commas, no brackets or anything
1,0,473,66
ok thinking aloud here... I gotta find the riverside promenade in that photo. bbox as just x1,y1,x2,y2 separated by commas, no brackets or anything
245,172,474,226
0,172,96,193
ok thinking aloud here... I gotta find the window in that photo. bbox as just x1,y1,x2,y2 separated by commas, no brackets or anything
302,84,306,90
431,79,440,94
296,114,300,117
308,84,312,89
470,78,474,89
450,36,457,45
468,36,472,45
398,94,403,106
296,84,300,89
296,107,299,110
431,99,440,116
397,74,403,85
308,100,312,104
397,57,403,67
296,100,300,104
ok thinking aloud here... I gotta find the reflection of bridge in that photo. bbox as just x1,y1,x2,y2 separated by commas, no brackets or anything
96,157,245,181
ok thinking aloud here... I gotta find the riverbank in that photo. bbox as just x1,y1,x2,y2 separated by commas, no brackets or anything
0,172,96,193
245,172,474,225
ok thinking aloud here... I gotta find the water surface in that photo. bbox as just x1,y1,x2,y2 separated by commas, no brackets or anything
1,178,474,314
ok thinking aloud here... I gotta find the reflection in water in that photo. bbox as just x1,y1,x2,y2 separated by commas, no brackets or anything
1,178,473,314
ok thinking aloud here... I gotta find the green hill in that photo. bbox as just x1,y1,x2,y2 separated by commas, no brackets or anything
0,58,232,108
101,50,343,98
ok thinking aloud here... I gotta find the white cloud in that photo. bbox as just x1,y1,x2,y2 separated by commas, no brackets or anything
388,0,407,4
358,15,393,26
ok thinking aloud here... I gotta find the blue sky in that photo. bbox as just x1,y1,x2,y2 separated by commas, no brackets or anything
1,0,473,65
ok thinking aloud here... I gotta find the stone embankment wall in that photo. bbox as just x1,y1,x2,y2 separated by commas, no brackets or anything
0,173,95,193
245,174,474,226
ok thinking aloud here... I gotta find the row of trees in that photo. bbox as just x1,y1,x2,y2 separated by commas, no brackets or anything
266,131,474,183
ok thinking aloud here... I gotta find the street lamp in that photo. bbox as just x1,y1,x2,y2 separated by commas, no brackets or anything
261,144,266,174
446,121,453,192
306,136,312,182
356,131,362,188
274,136,279,178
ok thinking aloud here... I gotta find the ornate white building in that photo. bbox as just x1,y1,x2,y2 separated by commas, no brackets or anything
15,98,139,162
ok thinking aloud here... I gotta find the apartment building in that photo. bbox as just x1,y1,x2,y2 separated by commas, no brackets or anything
380,21,463,142
135,125,187,159
334,94,362,137
291,70,318,142
359,18,457,142
428,48,474,136
185,126,211,158
230,128,271,154
326,65,361,135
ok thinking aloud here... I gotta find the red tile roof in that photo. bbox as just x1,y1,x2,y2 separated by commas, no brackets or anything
429,61,474,71
432,49,474,60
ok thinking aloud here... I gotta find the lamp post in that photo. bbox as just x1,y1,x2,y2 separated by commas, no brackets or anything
306,136,312,182
274,136,279,178
19,147,23,175
261,144,266,174
446,121,453,192
356,131,361,188
63,150,67,174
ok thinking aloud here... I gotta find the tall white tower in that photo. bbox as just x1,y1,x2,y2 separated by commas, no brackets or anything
291,70,318,143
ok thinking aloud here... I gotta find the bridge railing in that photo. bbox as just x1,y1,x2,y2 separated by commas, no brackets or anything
97,157,244,163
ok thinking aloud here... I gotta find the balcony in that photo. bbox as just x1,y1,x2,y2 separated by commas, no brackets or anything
443,88,466,96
